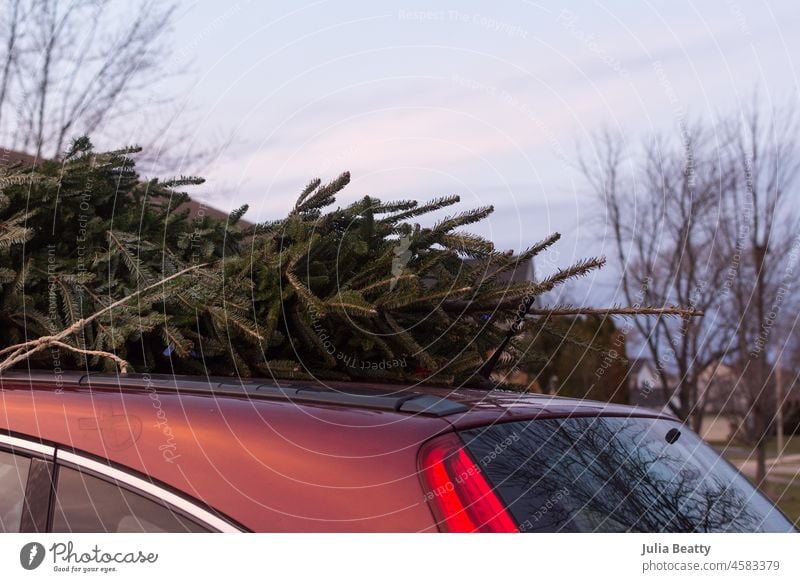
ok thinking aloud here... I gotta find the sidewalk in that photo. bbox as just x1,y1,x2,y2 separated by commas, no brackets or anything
732,453,800,482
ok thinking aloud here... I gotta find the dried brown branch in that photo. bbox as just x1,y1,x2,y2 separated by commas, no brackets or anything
49,340,130,374
0,263,207,374
529,306,704,317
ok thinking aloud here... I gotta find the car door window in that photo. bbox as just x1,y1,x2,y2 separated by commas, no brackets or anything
52,466,209,532
0,449,31,532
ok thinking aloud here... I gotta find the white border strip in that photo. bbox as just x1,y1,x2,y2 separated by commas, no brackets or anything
0,433,55,456
57,450,241,533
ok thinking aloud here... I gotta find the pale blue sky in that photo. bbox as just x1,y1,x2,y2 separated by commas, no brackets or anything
129,1,800,290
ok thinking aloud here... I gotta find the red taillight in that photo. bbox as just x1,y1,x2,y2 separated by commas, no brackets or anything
419,432,518,532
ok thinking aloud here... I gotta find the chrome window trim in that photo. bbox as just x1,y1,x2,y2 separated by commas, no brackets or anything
0,433,55,457
56,450,241,533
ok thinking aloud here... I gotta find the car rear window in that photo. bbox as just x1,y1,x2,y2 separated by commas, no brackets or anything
460,416,796,533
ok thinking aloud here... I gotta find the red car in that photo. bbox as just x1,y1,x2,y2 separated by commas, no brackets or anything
0,370,794,532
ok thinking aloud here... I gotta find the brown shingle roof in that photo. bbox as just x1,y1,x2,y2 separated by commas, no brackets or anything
0,147,38,167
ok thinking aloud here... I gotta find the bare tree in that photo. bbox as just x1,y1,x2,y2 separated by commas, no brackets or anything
716,103,800,484
581,102,800,486
578,123,733,431
0,0,177,160
0,0,26,132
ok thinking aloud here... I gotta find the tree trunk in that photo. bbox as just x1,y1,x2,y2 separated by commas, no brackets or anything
755,439,767,488
691,408,703,434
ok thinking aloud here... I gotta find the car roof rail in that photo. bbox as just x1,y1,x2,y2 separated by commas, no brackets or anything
0,370,468,418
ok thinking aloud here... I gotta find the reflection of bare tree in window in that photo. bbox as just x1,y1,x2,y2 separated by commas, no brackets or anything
465,417,793,532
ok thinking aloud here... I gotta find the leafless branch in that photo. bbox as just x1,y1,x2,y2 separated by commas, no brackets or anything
529,306,704,317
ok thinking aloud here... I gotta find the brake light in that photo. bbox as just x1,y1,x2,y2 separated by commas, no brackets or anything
419,432,518,532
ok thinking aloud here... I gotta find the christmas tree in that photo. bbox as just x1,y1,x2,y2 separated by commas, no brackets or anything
0,138,692,388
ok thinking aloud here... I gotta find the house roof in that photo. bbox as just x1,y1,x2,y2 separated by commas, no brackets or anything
0,147,38,167
160,197,251,226
466,255,535,283
629,357,655,373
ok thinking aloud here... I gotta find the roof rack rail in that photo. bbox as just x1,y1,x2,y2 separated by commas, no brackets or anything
0,370,85,386
0,370,468,418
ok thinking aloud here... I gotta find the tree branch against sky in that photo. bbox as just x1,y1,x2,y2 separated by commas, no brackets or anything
581,102,800,484
0,0,177,160
716,102,800,483
578,123,734,430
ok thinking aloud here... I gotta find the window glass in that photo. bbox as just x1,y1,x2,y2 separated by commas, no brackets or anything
0,449,31,532
52,466,209,532
461,417,796,533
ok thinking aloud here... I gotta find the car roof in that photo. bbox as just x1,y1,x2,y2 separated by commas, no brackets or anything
1,369,674,428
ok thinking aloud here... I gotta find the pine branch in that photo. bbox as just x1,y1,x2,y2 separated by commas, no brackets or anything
294,178,322,210
535,257,606,293
294,172,350,213
380,195,460,223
